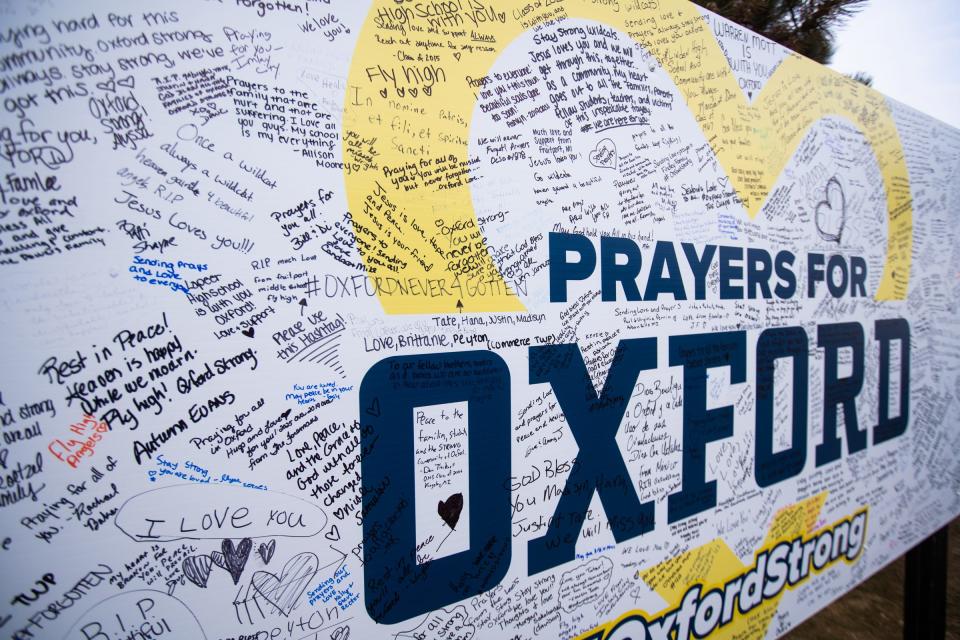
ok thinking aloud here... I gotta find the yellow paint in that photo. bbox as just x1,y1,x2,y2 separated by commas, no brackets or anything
575,493,836,640
344,0,912,313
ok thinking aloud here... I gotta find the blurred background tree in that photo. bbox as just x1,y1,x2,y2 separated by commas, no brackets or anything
691,0,868,64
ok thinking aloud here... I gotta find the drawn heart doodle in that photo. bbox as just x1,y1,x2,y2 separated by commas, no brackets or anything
423,85,432,96
242,327,255,338
324,524,340,541
815,176,846,243
95,78,116,93
251,552,320,616
379,87,388,99
588,138,617,169
409,87,418,98
182,555,213,588
259,539,276,565
116,75,135,89
365,397,381,417
437,493,463,530
211,538,252,585
330,625,351,640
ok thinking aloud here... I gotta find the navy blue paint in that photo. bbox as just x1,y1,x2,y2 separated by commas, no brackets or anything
527,338,657,575
755,327,809,487
668,331,746,523
874,318,910,445
359,351,511,624
549,231,596,303
815,322,866,466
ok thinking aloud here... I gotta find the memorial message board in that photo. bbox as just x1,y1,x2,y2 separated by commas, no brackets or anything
1,0,959,638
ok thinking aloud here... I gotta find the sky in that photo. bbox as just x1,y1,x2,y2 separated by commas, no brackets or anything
829,0,960,129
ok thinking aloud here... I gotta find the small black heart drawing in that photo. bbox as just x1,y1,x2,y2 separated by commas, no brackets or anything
815,176,846,244
251,552,320,616
366,398,381,417
259,539,276,565
324,524,340,541
438,493,464,530
409,87,419,98
182,555,212,588
95,78,116,93
242,327,255,338
423,85,432,96
116,75,135,89
211,538,253,585
453,51,462,61
280,408,292,420
379,87,388,99
436,493,464,552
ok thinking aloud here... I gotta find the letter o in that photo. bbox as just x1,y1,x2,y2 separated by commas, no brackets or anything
358,350,511,624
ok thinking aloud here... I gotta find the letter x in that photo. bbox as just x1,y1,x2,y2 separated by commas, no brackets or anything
527,338,656,575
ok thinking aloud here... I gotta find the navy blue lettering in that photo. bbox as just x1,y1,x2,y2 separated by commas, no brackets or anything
874,318,910,444
719,246,744,300
682,243,717,300
774,250,797,299
816,322,866,466
755,327,808,487
643,240,686,301
747,248,773,299
549,232,596,302
527,339,657,574
668,331,746,522
359,351,511,623
600,236,642,301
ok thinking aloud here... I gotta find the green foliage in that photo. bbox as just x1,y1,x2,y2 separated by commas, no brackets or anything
692,0,868,64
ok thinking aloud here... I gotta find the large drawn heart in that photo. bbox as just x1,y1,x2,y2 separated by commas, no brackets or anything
211,538,252,585
815,177,846,243
251,552,320,616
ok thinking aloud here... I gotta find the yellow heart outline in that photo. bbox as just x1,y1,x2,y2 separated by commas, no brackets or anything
343,0,912,314
575,492,833,640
